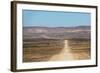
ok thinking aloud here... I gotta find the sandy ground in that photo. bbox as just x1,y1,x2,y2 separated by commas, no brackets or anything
49,40,90,61
23,40,90,62
49,40,75,61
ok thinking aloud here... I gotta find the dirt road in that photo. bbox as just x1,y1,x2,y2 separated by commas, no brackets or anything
50,40,90,61
50,40,75,61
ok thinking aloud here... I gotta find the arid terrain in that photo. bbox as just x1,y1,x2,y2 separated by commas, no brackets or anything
23,39,90,62
23,26,91,62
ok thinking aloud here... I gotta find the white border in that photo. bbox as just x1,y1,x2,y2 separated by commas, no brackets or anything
17,3,96,69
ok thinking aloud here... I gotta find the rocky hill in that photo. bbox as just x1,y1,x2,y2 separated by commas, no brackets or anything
23,26,90,39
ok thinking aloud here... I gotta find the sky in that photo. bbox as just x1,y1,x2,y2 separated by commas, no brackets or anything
22,10,91,27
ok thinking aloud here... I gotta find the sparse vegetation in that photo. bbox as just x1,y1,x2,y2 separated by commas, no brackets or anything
23,26,91,62
23,39,90,62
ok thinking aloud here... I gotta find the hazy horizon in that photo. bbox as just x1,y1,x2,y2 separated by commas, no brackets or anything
23,25,90,28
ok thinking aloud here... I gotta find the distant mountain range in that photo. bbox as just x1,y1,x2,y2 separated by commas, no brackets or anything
23,26,91,39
